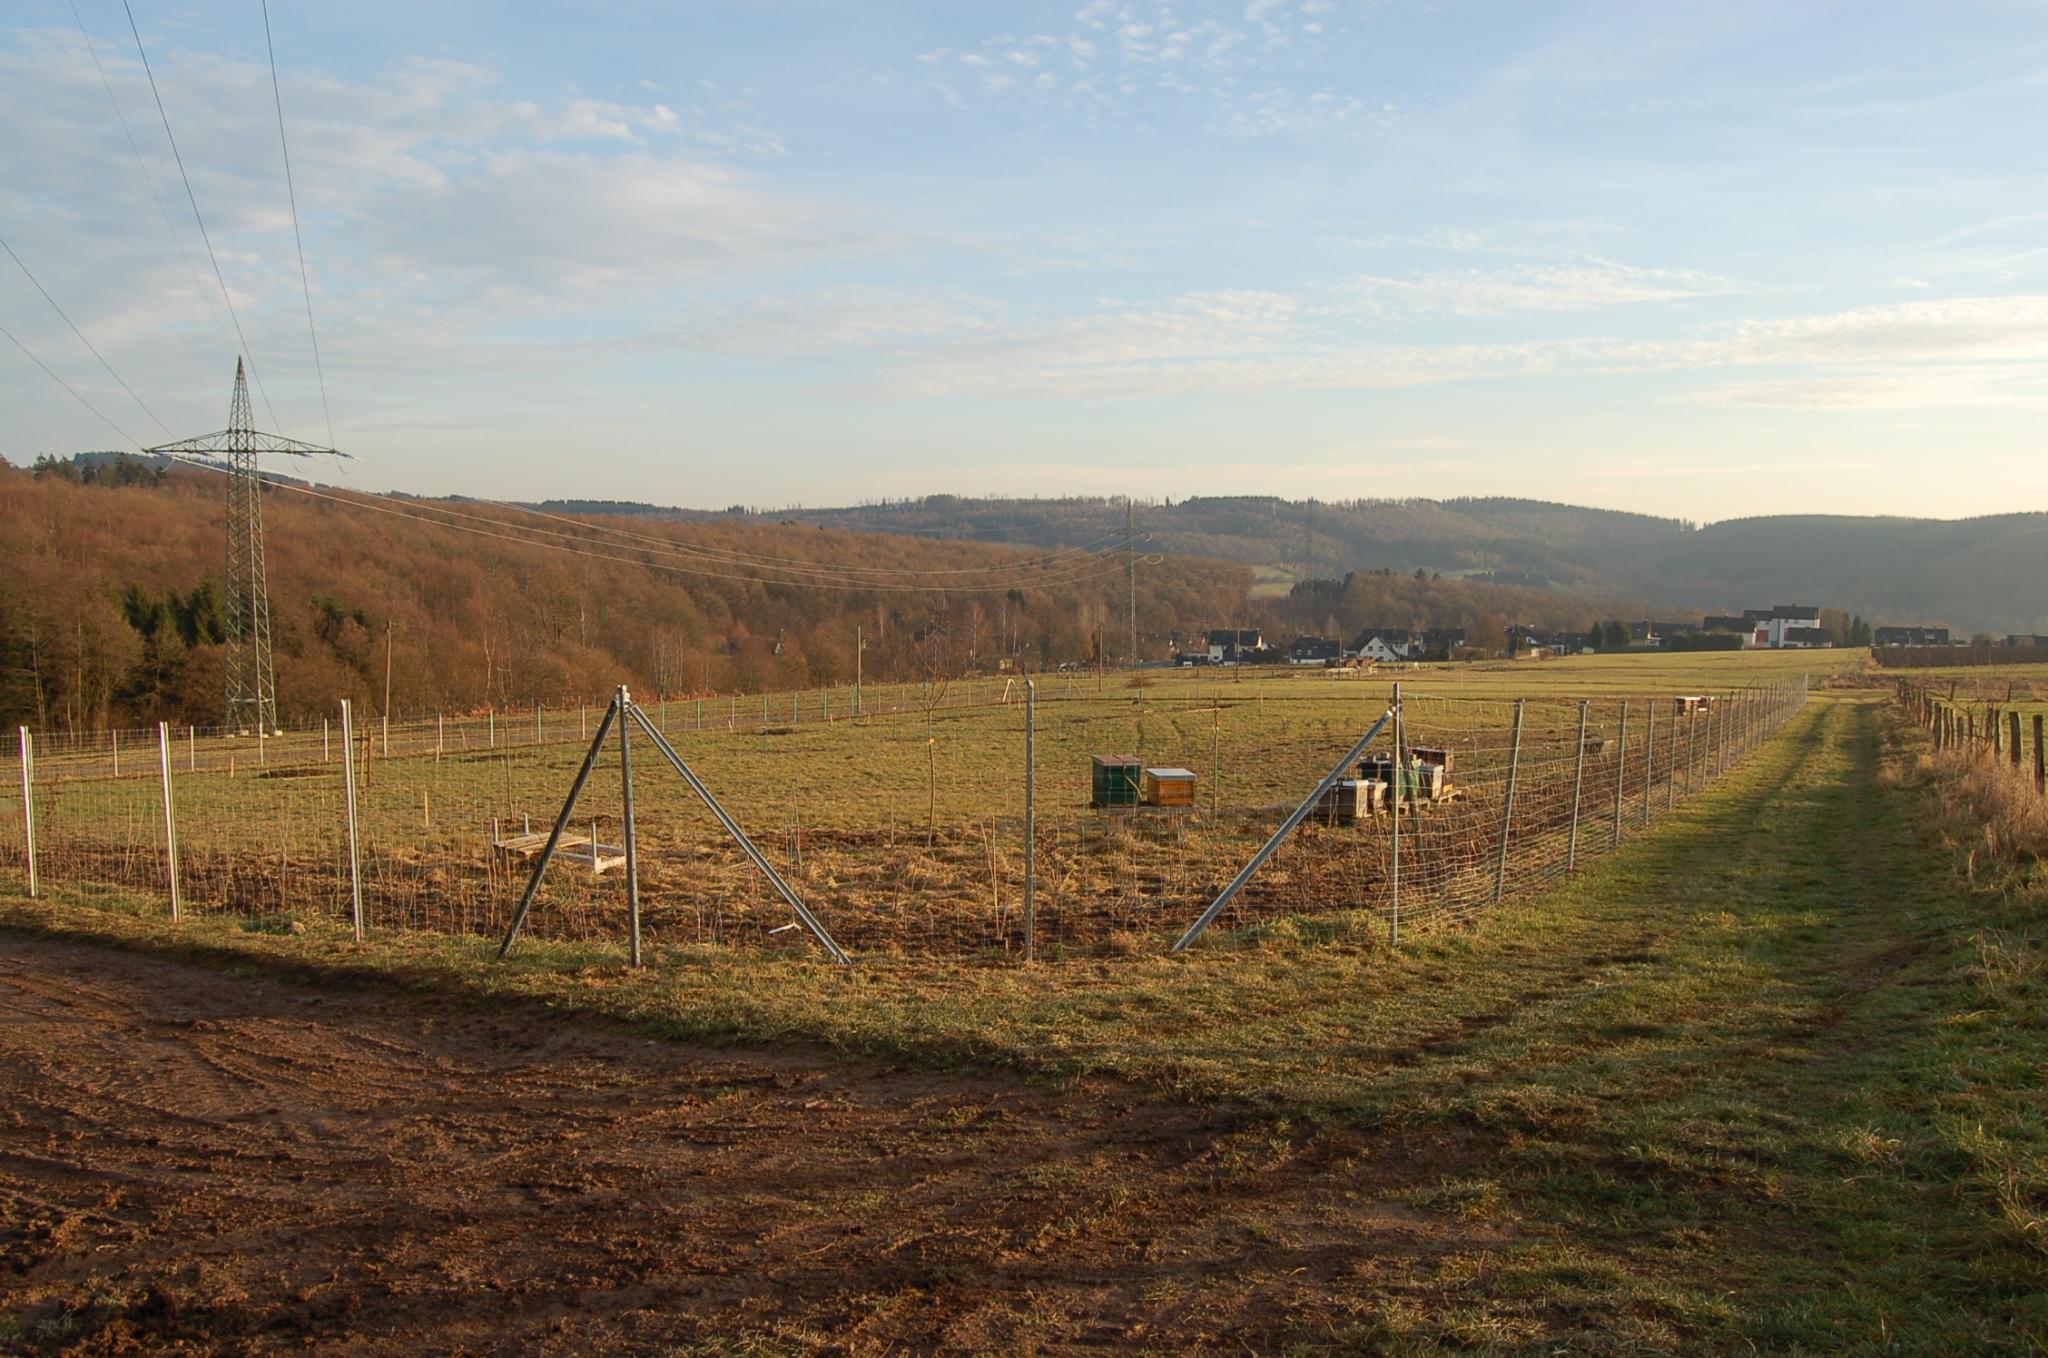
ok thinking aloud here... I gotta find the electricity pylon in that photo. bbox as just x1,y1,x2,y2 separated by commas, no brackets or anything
147,359,343,734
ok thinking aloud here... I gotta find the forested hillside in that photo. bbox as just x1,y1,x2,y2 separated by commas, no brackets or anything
0,464,1252,732
630,495,2048,633
0,463,1649,734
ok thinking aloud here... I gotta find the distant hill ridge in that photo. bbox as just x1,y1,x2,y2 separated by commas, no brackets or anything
533,494,2048,634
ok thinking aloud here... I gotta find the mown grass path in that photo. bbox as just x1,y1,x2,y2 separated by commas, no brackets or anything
3,694,2042,1354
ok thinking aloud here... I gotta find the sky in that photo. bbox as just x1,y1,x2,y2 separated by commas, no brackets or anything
2,1,2045,523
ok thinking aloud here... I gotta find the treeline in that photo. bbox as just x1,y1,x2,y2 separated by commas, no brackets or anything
1261,570,1640,651
0,464,1247,733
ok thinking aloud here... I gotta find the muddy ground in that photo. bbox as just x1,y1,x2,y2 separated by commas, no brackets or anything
0,936,1499,1356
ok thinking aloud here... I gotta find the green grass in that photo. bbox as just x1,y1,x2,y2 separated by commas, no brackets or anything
4,687,2043,1351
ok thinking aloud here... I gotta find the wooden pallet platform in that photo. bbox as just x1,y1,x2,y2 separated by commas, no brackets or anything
492,830,627,875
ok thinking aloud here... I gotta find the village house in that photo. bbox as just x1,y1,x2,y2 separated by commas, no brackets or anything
1205,628,1264,663
1288,636,1343,665
1746,605,1823,648
1874,625,1951,647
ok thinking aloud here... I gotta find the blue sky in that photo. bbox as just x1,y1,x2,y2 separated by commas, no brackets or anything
3,1,2045,520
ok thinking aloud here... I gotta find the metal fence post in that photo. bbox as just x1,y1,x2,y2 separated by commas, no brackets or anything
1023,679,1036,962
1686,708,1699,793
618,685,641,968
16,727,35,898
112,728,120,778
1390,682,1403,940
1612,699,1629,849
1668,701,1679,811
1567,700,1588,870
340,700,365,942
157,722,182,920
1494,699,1524,904
1642,695,1655,827
1703,698,1716,781
2010,711,2023,771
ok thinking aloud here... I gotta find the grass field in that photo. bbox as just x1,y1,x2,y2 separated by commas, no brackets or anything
3,678,2045,1352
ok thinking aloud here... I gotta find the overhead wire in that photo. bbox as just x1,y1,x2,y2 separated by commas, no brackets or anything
69,0,231,347
121,0,285,432
0,230,173,438
261,0,332,447
153,452,1134,595
0,318,140,445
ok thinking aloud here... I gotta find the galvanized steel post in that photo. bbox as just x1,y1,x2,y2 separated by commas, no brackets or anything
340,700,364,941
1390,683,1403,941
1567,700,1588,870
157,722,181,921
1612,699,1629,849
1023,680,1036,962
1494,699,1524,904
16,727,35,898
618,686,641,968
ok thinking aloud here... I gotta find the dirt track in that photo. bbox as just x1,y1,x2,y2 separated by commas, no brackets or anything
0,936,1497,1356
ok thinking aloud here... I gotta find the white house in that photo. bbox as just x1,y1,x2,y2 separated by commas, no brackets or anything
1751,605,1822,649
1206,628,1263,663
1349,630,1410,663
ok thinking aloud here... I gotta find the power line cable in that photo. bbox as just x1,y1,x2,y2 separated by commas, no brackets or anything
70,0,231,347
261,0,332,446
0,317,140,445
0,230,173,437
121,0,285,431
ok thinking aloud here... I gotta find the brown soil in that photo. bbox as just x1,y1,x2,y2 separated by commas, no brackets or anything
0,936,1505,1356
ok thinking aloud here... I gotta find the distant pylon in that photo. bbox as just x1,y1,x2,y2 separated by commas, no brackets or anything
147,359,344,734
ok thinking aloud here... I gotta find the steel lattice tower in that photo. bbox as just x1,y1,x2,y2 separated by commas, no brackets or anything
147,359,342,733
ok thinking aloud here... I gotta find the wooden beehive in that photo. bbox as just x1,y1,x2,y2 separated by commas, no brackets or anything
1411,745,1455,777
1358,756,1445,802
1142,766,1197,808
1091,754,1141,807
1316,778,1381,822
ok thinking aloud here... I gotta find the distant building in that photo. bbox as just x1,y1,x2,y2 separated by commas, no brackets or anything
2003,633,2048,648
1415,627,1466,657
1874,625,1951,647
1701,615,1751,634
1349,629,1411,663
1343,626,1468,662
1745,604,1823,649
1206,628,1263,663
1288,635,1342,665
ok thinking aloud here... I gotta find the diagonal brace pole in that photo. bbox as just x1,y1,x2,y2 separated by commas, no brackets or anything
626,702,851,966
1171,706,1393,955
498,695,620,959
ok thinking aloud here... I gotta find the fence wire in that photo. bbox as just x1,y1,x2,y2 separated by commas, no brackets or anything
0,676,1809,960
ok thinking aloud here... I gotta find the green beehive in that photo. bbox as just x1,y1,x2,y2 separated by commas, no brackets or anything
1091,754,1141,807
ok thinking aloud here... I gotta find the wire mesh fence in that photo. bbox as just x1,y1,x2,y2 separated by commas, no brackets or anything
0,674,1810,961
